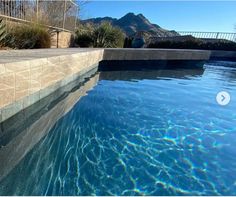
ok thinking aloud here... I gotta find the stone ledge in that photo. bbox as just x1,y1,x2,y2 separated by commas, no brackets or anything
0,49,104,122
210,50,236,61
103,48,211,61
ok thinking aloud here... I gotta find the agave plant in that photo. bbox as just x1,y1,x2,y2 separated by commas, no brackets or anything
0,18,7,46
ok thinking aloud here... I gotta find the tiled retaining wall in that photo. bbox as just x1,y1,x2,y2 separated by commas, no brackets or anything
0,50,104,122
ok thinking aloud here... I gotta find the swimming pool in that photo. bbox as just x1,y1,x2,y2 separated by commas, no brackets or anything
0,61,236,195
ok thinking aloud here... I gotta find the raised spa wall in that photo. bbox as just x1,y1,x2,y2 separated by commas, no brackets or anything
0,48,232,123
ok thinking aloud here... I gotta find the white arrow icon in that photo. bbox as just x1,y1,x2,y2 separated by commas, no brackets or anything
216,91,230,106
221,95,225,101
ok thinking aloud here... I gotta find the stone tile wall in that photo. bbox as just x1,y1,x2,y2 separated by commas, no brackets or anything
0,50,104,122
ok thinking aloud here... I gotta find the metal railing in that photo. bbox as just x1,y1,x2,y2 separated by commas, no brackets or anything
0,0,78,32
177,31,236,42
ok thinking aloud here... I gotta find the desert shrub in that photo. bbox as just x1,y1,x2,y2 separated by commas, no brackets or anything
0,18,11,48
148,39,236,51
0,18,15,49
0,18,8,47
131,37,145,48
123,37,133,48
75,34,94,47
75,23,94,47
93,22,124,48
75,22,125,48
7,24,51,49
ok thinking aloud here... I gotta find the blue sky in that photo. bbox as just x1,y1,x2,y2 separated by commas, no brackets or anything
80,1,236,32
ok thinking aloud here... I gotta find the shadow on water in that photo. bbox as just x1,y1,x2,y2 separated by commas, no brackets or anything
99,69,204,82
98,60,206,71
98,60,205,81
206,61,236,82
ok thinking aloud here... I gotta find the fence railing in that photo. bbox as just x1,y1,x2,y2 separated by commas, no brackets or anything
177,31,236,42
0,0,78,32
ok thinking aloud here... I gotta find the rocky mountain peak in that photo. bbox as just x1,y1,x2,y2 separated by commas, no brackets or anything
81,13,178,37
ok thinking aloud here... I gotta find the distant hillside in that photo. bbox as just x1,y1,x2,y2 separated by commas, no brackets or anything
81,12,178,37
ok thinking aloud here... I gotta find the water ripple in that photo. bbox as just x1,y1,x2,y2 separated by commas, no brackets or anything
1,63,236,195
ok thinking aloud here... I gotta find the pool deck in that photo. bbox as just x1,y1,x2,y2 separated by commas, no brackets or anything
0,48,211,64
0,48,220,122
0,48,98,64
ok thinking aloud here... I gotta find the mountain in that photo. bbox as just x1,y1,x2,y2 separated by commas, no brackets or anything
81,12,178,37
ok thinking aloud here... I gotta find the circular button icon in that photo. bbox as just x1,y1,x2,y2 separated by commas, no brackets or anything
216,91,230,106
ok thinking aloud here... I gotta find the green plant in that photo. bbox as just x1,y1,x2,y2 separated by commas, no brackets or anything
0,18,7,47
75,23,94,47
76,34,94,47
93,22,124,48
75,22,125,48
8,24,51,49
148,39,236,51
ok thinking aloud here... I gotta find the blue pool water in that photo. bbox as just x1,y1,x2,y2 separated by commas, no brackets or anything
0,61,236,195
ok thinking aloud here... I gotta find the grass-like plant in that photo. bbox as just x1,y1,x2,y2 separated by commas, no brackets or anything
7,23,51,49
93,22,124,48
75,23,95,47
0,18,7,47
75,22,125,48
